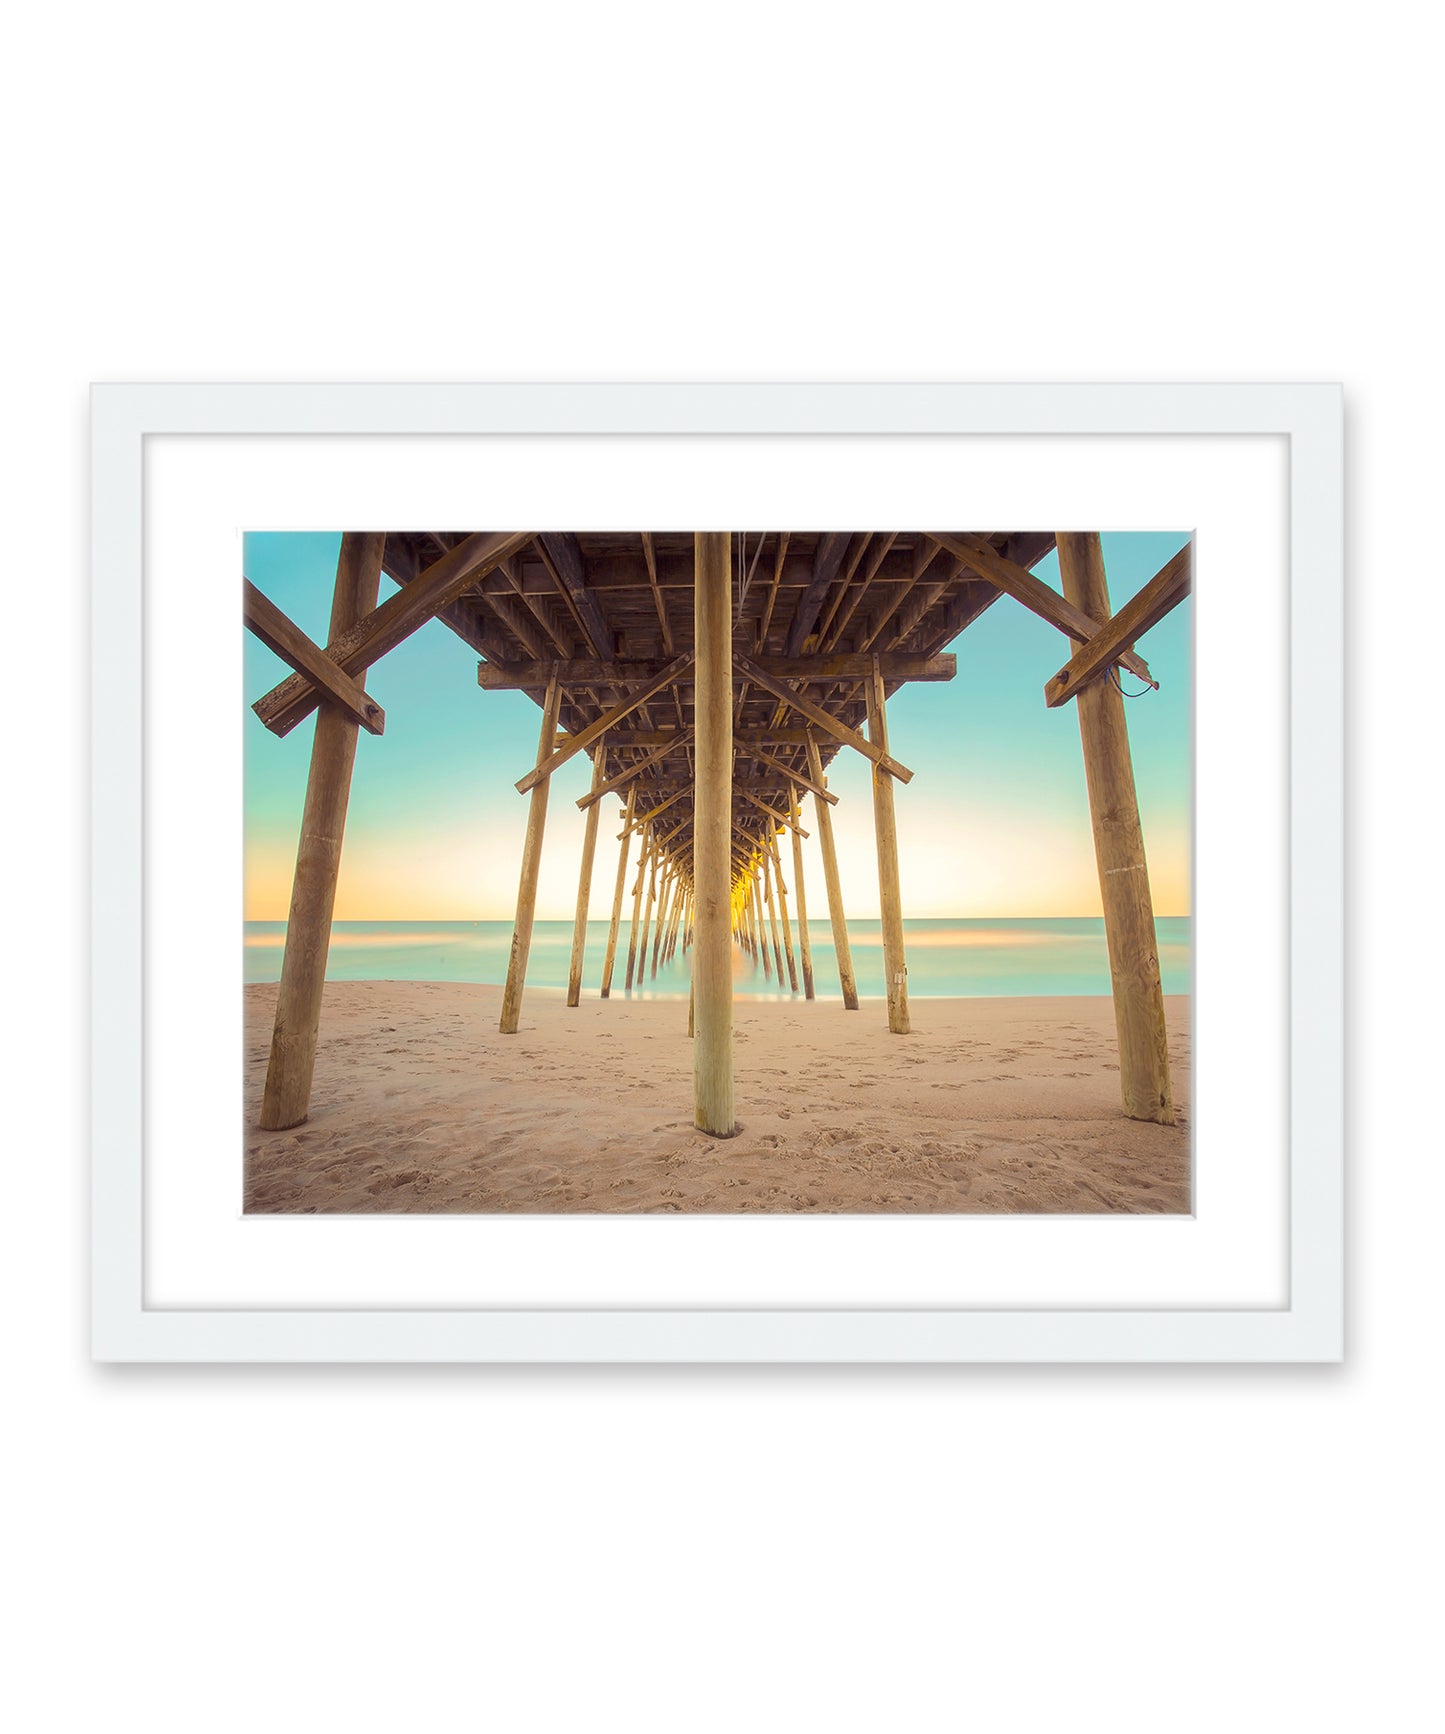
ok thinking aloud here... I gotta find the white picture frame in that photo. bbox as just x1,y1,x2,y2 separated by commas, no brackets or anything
91,381,1343,1362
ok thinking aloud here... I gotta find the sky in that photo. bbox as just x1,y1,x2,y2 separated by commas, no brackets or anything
243,531,1191,921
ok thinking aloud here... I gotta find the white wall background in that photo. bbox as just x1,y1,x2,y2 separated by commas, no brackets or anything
3,5,1433,1731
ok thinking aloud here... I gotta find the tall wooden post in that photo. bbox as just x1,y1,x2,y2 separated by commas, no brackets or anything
767,829,800,993
636,839,660,982
805,733,859,1011
753,874,771,978
866,658,910,1035
693,531,736,1135
761,851,786,984
600,785,635,998
566,750,606,1007
788,785,816,999
1056,533,1174,1124
500,670,562,1034
260,533,385,1129
650,865,674,977
625,823,652,990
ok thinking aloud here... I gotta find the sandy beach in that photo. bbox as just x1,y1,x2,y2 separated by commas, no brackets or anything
244,983,1191,1213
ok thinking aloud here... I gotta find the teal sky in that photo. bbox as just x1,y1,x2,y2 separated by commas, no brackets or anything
243,531,1191,920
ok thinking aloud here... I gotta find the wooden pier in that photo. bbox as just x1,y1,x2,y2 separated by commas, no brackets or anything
247,529,1190,1132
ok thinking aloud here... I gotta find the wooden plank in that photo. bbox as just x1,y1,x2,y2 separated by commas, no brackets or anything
259,534,385,1128
734,653,914,783
243,579,385,735
1044,543,1191,707
1056,534,1174,1124
784,533,851,656
536,532,611,656
736,785,809,839
576,730,693,810
932,532,1154,686
639,532,673,654
515,654,695,794
479,651,954,690
756,533,790,651
255,530,532,736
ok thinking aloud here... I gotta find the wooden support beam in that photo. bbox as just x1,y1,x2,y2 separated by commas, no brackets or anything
625,823,653,991
736,785,809,838
734,653,914,783
650,865,675,978
576,730,693,809
500,672,563,1034
743,744,839,805
516,654,694,794
756,533,790,651
866,657,911,1035
259,533,386,1128
639,532,673,654
752,872,771,980
1056,533,1174,1124
621,785,688,837
806,733,859,1011
788,786,816,999
636,835,661,985
243,579,386,735
761,852,787,984
600,785,635,997
566,751,606,1006
479,651,954,690
255,530,531,737
1044,543,1191,707
932,532,1155,687
767,830,800,993
536,533,611,656
693,532,737,1135
785,533,851,656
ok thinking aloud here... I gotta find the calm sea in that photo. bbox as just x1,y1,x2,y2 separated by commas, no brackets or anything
244,917,1191,999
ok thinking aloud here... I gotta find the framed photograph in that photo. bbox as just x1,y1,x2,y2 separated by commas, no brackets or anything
91,381,1342,1361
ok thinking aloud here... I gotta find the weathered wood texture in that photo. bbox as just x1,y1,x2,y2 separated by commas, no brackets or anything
806,732,859,1011
789,786,816,999
499,673,563,1034
256,531,531,736
243,579,385,735
567,752,606,1006
600,785,636,997
1055,533,1174,1124
1044,543,1191,707
866,659,911,1035
259,533,386,1128
692,533,736,1135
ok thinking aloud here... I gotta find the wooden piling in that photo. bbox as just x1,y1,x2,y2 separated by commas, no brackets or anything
767,829,800,993
650,865,674,977
693,531,736,1135
566,751,606,1007
866,657,911,1035
500,670,563,1034
805,733,859,1011
599,785,636,998
753,873,772,978
1055,532,1174,1124
762,851,787,985
625,822,652,990
260,532,385,1129
788,784,816,999
636,837,660,983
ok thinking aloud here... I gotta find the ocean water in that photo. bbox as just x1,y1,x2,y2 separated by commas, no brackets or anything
244,916,1191,1000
